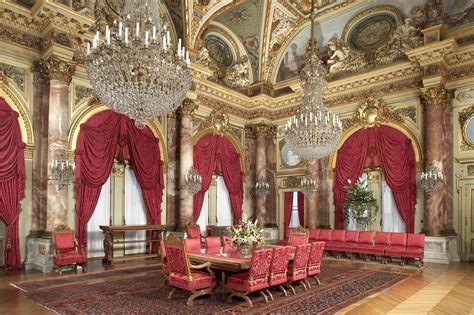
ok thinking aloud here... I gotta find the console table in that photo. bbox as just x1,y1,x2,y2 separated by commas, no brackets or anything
99,224,166,264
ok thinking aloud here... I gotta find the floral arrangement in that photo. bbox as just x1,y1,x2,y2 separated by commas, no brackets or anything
343,178,378,227
227,215,266,248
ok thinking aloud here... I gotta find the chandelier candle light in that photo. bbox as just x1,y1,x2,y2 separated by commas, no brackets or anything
85,0,193,128
185,167,202,195
255,179,270,198
420,166,444,193
50,159,75,186
284,0,342,161
301,176,317,197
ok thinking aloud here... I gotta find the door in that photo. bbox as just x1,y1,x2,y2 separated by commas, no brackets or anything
462,183,474,261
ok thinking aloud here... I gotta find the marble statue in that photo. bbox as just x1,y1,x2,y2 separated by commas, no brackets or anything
391,18,423,50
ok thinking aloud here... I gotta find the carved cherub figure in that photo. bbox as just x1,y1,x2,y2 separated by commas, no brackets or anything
326,37,348,73
391,18,422,50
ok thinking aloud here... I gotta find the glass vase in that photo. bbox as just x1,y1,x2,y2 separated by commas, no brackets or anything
239,245,252,257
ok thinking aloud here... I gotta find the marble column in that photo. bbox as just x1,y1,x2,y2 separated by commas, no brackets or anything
178,99,198,226
421,87,448,236
317,157,331,228
43,57,76,231
255,123,268,224
30,65,50,234
306,159,319,229
166,113,180,227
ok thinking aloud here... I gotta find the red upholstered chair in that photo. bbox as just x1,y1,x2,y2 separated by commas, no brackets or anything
187,223,206,249
160,240,169,278
287,243,311,294
165,234,216,306
205,236,221,254
206,225,214,237
184,238,202,253
226,248,273,307
384,232,408,264
307,242,325,286
402,233,425,267
52,226,87,274
288,226,308,247
221,236,238,254
268,246,291,297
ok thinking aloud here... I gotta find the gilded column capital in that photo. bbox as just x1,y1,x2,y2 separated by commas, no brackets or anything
245,122,277,139
180,99,198,116
36,57,76,84
420,87,448,107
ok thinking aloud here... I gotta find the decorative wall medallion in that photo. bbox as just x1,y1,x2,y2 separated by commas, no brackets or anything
0,63,25,94
395,106,417,124
459,106,474,151
74,85,93,106
347,13,397,51
206,35,235,68
279,139,304,169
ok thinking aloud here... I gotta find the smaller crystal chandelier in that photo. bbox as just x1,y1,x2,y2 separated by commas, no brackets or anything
185,167,202,195
301,176,317,197
50,159,75,186
420,166,444,193
284,0,342,161
255,179,270,198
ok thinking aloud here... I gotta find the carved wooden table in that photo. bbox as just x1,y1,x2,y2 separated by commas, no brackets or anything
99,224,166,264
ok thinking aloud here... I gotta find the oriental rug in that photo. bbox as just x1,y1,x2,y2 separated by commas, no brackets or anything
12,264,409,314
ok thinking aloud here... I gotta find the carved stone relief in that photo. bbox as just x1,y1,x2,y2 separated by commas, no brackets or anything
0,63,25,94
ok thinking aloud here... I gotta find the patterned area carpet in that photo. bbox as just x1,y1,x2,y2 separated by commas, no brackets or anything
12,264,409,314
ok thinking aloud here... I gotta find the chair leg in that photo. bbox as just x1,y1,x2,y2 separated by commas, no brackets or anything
418,259,424,268
168,287,176,299
278,285,288,296
260,291,269,303
187,287,213,306
287,284,296,295
265,289,274,301
227,288,253,307
301,280,308,292
313,276,321,285
82,263,87,273
303,278,311,289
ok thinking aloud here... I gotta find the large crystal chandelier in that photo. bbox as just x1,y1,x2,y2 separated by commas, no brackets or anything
284,0,342,161
85,0,192,128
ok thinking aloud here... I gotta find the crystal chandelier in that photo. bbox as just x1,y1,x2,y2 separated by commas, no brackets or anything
420,166,444,193
301,176,316,197
284,0,342,161
185,167,202,195
255,179,270,198
85,0,193,128
50,158,75,186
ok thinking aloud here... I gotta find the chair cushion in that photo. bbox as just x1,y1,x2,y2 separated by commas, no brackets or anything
169,271,216,291
308,229,320,240
269,272,287,286
53,232,75,252
205,236,222,254
227,272,269,292
331,230,346,242
345,230,360,243
287,264,307,281
319,229,332,241
390,233,407,247
356,245,384,255
401,248,424,259
384,248,406,257
308,263,321,276
53,252,86,265
184,238,202,253
358,231,375,245
375,232,391,246
407,234,425,250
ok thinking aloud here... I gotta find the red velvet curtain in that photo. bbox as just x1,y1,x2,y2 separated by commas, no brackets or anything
193,134,243,224
283,192,293,239
297,192,305,227
333,126,416,232
75,110,164,250
0,97,25,270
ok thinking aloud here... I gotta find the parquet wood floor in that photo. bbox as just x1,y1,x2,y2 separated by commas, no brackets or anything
0,258,472,314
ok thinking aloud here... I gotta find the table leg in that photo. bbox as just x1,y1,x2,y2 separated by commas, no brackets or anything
102,231,113,264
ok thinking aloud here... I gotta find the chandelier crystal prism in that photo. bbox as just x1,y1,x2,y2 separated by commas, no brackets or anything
85,0,193,128
284,0,342,161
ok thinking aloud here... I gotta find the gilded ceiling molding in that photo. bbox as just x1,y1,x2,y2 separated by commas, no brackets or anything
193,108,246,173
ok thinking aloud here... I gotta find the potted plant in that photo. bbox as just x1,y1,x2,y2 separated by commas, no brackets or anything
227,215,266,257
343,179,378,231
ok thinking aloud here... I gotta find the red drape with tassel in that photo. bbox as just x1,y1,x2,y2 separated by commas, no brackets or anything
193,134,243,224
75,110,164,250
297,192,305,227
333,126,416,232
0,97,25,271
283,192,294,239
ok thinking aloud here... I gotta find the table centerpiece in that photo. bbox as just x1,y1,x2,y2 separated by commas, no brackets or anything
227,215,266,257
343,178,378,231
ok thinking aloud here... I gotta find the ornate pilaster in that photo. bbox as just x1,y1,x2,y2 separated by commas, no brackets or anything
317,157,331,228
41,57,76,231
421,86,449,236
306,160,319,229
179,99,198,226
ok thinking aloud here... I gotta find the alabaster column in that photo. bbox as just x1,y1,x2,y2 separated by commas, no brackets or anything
166,113,180,227
178,99,197,226
306,159,319,229
31,66,50,234
421,87,448,236
44,57,75,231
255,124,268,224
317,157,331,228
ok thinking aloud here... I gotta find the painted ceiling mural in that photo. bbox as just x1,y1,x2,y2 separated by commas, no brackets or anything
214,0,264,79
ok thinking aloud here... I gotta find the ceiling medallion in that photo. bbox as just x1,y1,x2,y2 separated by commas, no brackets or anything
284,0,342,161
85,0,192,128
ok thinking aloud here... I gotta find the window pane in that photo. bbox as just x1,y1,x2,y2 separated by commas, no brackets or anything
289,191,300,228
197,190,209,236
124,168,147,254
217,176,232,226
87,176,110,257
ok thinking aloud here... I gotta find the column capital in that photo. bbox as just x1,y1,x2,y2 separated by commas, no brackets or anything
179,99,198,116
420,86,449,107
245,122,277,139
35,57,76,84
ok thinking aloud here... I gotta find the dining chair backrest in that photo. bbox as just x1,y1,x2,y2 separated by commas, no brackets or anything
187,223,202,239
292,243,311,271
160,239,167,259
165,234,192,279
184,238,202,253
249,249,273,282
269,246,291,277
205,236,221,254
308,241,324,275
